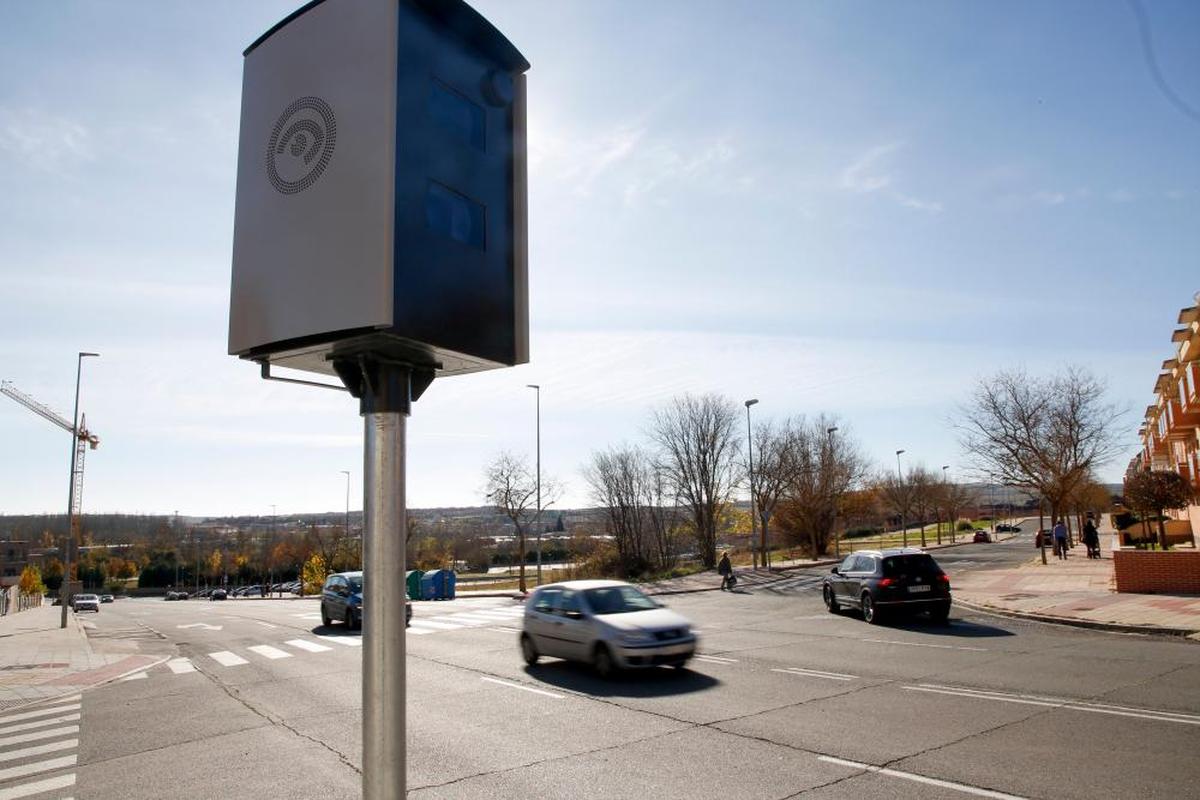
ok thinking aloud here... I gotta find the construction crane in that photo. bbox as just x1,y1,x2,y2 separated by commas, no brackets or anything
1,380,100,561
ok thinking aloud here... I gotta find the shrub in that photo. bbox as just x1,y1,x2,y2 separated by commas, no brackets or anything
843,526,882,539
956,521,975,531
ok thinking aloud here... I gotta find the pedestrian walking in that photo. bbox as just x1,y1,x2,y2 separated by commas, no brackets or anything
1052,519,1069,559
717,551,733,590
1083,517,1100,559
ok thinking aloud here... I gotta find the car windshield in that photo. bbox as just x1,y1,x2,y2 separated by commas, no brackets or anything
583,586,658,615
881,554,941,577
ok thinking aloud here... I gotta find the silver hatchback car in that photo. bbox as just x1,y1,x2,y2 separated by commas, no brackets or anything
520,580,697,677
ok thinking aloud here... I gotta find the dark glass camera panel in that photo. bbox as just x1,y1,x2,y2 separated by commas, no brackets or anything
428,80,485,151
425,181,486,250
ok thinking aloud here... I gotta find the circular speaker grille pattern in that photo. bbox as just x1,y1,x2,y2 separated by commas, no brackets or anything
266,96,337,195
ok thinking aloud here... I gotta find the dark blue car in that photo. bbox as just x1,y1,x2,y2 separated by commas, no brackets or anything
320,570,411,629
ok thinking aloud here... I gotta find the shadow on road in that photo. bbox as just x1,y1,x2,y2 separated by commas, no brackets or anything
523,660,720,698
878,617,1016,638
309,625,360,637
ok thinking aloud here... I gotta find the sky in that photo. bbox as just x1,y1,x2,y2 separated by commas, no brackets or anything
0,0,1197,517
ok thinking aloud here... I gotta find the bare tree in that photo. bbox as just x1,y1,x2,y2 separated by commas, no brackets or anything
746,418,801,568
958,367,1124,527
907,465,937,548
649,393,741,568
936,481,976,544
583,446,654,576
642,462,682,570
874,470,915,545
776,416,868,557
483,451,540,593
1124,469,1194,550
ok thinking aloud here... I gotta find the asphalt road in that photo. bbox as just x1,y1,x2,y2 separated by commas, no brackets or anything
8,538,1198,800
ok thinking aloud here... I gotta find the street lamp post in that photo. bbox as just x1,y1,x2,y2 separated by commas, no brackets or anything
744,399,759,568
895,449,906,548
61,351,98,629
269,504,277,596
340,470,354,569
827,427,839,557
941,465,950,543
526,384,542,586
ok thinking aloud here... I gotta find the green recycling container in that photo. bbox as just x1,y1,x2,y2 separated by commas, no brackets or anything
406,570,424,601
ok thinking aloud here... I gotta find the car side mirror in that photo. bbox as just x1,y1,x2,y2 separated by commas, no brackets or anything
563,610,584,620
831,567,840,575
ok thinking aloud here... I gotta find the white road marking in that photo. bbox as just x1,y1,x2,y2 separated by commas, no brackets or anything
406,627,434,635
315,635,362,647
0,725,79,748
117,671,147,682
286,639,332,653
466,609,524,619
862,638,988,652
771,667,856,682
166,658,196,674
818,755,1027,799
443,613,508,624
483,626,522,634
408,620,462,631
0,754,77,783
255,621,279,629
0,714,81,737
247,645,291,660
0,772,76,800
0,703,81,725
294,614,323,621
694,655,739,664
176,623,222,631
0,738,78,764
903,684,1200,726
79,621,96,630
209,651,249,667
480,677,564,699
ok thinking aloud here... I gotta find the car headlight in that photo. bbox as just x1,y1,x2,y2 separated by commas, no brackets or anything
618,630,655,645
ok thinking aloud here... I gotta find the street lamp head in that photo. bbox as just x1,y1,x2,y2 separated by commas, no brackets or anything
827,427,838,435
745,399,759,408
896,449,905,456
942,464,950,471
526,383,539,390
79,352,99,358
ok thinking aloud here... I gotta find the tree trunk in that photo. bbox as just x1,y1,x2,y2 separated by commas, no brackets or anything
517,528,527,593
1157,510,1169,551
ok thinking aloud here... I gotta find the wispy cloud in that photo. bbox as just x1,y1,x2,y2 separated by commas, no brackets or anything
839,142,942,213
1107,188,1135,203
0,107,93,173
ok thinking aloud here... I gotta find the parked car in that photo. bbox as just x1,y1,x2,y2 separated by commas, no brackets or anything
72,594,100,613
520,580,697,677
211,588,228,601
100,594,114,603
973,530,992,543
822,549,951,624
995,524,1021,533
165,591,184,601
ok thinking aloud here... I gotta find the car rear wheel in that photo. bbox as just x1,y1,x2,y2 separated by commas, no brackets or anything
520,633,539,666
823,585,840,614
345,608,359,631
862,593,880,624
930,602,951,624
593,644,616,679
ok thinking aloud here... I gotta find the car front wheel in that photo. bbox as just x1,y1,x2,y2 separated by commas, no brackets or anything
823,585,840,614
593,644,616,679
321,604,332,627
520,633,539,666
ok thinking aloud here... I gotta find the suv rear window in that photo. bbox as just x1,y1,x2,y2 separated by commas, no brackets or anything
882,554,941,577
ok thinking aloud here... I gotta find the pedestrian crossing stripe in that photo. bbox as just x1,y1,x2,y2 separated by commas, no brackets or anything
0,697,80,800
209,651,249,667
247,645,291,660
286,639,332,653
166,658,196,674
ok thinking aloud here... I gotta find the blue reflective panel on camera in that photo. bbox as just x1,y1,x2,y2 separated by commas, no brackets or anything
428,81,485,151
425,181,485,250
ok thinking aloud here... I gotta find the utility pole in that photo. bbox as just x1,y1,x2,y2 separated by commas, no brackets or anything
526,384,542,585
744,399,759,568
828,427,839,557
341,470,354,569
61,352,98,628
895,449,906,548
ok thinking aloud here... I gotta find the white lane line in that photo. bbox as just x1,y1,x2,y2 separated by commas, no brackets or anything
315,635,362,647
694,655,739,664
117,671,148,682
209,651,249,667
256,621,279,629
903,684,1200,726
862,638,988,652
0,754,77,783
0,725,79,748
0,714,81,737
406,627,434,635
0,738,78,764
0,704,81,725
292,613,321,619
166,658,196,674
286,639,332,653
484,626,522,634
0,772,76,800
771,667,856,682
480,677,564,699
468,609,524,619
443,613,506,624
247,645,291,660
817,755,1026,799
407,620,462,631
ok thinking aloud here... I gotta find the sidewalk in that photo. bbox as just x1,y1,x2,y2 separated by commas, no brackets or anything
0,602,165,711
953,531,1200,638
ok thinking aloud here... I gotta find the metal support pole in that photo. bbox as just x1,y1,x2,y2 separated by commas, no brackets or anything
528,384,541,586
744,399,758,568
363,410,406,800
61,352,96,628
895,449,906,549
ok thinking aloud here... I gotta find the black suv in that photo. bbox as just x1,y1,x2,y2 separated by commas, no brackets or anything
822,548,951,624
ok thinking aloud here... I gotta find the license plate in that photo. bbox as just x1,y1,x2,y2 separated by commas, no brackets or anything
907,585,931,593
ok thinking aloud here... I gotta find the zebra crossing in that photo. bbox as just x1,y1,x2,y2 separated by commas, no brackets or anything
0,694,80,800
291,603,527,635
746,572,826,595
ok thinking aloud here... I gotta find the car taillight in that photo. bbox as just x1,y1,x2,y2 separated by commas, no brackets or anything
878,578,894,588
938,574,950,583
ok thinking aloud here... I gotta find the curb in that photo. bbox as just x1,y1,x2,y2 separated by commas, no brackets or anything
953,597,1200,638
